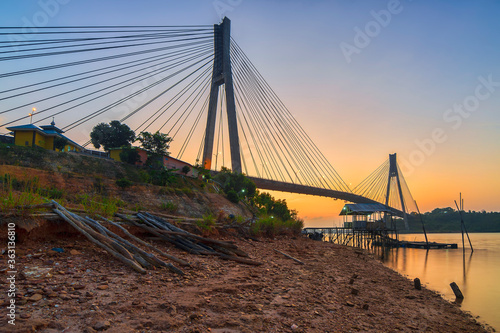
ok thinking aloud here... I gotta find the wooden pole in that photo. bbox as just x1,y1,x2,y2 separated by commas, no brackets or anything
450,282,464,299
414,200,429,248
455,200,473,253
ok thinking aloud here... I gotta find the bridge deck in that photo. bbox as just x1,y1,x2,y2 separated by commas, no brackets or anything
247,176,406,218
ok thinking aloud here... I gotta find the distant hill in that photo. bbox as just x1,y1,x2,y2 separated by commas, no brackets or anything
398,207,500,233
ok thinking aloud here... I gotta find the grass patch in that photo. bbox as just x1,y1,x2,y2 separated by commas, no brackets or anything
39,187,65,199
160,201,178,213
77,193,125,218
0,173,45,212
181,187,194,198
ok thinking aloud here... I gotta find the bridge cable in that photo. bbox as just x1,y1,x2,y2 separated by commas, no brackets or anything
231,39,351,192
0,42,211,103
0,44,212,117
231,46,326,188
67,55,213,133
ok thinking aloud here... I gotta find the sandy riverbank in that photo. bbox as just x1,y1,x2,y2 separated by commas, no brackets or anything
0,231,492,332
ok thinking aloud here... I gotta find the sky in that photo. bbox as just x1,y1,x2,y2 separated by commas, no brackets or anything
1,0,499,227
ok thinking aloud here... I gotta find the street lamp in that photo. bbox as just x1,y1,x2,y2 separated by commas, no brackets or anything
29,107,36,124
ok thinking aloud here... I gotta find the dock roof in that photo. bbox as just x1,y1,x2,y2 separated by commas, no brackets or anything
339,203,393,216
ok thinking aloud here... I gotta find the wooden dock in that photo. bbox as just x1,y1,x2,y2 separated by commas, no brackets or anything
397,241,457,249
303,227,457,249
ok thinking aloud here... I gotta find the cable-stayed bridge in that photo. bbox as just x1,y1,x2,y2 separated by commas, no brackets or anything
0,18,417,227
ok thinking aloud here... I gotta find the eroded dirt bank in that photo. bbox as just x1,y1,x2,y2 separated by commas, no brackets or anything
0,231,491,333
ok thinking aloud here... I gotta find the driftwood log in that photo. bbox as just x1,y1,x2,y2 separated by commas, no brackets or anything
100,215,190,267
274,249,305,265
21,201,262,272
51,201,186,275
53,207,146,274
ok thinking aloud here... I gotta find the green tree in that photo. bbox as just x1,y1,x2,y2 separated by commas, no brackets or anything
90,120,135,151
194,161,211,180
119,146,141,165
53,136,68,151
181,165,191,175
213,167,256,203
137,131,172,156
137,131,172,169
253,191,295,221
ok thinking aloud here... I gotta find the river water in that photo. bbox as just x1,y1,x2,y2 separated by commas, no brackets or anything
374,233,500,331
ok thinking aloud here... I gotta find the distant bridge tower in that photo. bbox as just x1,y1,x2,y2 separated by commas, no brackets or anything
202,17,242,173
385,153,409,229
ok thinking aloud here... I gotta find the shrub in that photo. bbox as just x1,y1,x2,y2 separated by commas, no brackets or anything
115,178,132,189
250,215,304,238
197,213,216,233
149,169,177,186
226,190,239,203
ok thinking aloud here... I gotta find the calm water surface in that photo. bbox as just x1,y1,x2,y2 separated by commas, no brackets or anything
376,233,500,331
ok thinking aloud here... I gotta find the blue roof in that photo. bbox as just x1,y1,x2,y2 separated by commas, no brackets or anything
42,130,60,136
40,124,64,134
6,124,42,131
340,203,392,215
6,123,83,150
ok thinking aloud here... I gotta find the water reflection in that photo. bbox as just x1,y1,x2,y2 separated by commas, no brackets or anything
373,233,500,331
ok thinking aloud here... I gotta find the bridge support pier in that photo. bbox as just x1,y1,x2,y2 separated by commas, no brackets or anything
385,153,409,229
202,17,241,173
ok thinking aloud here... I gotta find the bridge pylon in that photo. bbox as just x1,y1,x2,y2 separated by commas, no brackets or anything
202,17,241,173
385,153,409,229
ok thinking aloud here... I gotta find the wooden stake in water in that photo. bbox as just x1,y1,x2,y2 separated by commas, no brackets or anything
455,198,473,253
450,282,464,299
414,200,429,248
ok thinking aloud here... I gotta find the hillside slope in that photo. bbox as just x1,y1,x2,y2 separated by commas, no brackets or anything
0,144,253,225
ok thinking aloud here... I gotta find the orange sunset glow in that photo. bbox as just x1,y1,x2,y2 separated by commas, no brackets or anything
1,1,499,228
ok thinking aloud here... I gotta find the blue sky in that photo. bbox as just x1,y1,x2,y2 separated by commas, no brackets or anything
1,0,499,224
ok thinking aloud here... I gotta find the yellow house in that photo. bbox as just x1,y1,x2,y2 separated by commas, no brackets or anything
7,120,84,152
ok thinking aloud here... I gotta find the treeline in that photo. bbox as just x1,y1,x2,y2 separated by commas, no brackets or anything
398,207,500,233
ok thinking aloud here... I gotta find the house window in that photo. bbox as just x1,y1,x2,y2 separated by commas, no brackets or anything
25,141,29,146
